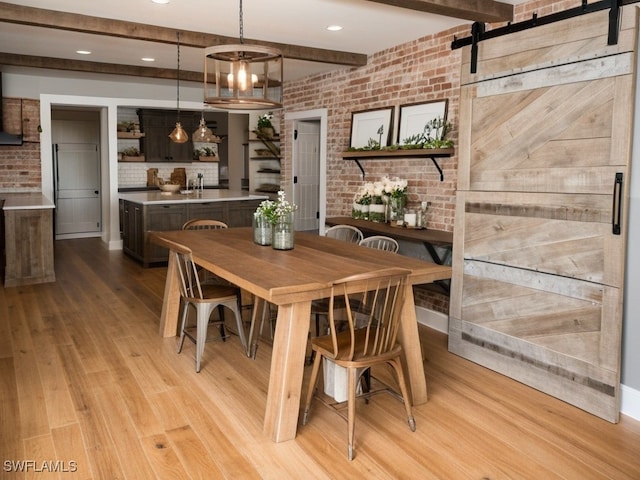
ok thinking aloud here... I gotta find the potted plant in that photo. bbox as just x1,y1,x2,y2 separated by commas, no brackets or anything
120,146,144,162
256,112,275,139
193,146,218,162
382,176,408,223
253,191,297,249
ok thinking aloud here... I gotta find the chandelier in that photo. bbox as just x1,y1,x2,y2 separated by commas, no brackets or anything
203,0,283,110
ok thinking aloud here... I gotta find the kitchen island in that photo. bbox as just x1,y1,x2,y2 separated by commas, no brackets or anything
119,190,267,266
2,193,56,287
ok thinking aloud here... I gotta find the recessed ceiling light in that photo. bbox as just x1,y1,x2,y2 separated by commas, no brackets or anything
327,25,343,31
141,57,155,62
151,0,170,4
76,50,91,55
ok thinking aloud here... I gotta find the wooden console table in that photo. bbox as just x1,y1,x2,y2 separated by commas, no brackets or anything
325,217,453,293
325,217,452,264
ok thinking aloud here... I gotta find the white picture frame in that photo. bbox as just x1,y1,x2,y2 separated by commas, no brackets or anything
349,107,394,148
397,100,448,144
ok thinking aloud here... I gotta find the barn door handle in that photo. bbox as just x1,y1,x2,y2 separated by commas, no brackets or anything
612,172,623,235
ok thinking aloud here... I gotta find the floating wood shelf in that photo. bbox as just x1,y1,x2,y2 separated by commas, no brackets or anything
341,148,454,181
117,132,145,139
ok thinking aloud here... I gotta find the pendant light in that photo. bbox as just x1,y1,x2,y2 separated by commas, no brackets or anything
203,0,283,110
192,113,221,143
169,32,188,143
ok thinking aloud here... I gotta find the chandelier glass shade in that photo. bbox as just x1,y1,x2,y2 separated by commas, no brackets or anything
204,44,283,110
203,0,283,110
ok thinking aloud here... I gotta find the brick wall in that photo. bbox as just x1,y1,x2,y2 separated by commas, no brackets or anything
282,0,578,234
0,98,41,192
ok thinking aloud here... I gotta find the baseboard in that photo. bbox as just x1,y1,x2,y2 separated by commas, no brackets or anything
55,232,102,240
414,306,640,422
621,384,640,421
415,306,449,334
108,239,124,250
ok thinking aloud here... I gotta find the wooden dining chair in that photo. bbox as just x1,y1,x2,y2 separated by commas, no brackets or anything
302,268,415,461
359,235,399,253
162,238,248,372
325,224,364,243
182,218,228,230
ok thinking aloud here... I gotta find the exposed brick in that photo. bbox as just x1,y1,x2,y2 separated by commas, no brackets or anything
0,97,41,191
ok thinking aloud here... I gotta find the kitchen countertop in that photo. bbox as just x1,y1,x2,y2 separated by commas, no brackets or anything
119,189,267,205
1,192,55,210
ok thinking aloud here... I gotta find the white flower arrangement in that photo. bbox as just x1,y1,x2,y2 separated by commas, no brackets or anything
354,177,408,204
382,176,408,199
255,190,296,224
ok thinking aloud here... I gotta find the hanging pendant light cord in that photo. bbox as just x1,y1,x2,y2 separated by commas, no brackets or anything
176,31,181,120
239,0,244,44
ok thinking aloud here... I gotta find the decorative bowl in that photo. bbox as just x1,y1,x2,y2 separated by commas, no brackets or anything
158,184,181,193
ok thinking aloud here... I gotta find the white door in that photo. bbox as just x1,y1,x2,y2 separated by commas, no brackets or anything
293,120,320,231
52,116,101,239
54,143,101,236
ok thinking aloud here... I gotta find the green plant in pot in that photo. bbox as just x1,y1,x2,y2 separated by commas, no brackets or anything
193,146,218,160
121,147,141,156
257,112,275,139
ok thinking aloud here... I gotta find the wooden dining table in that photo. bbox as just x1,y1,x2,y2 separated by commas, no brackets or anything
149,227,452,443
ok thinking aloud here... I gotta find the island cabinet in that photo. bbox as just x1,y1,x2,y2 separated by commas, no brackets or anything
145,204,188,264
121,197,263,266
4,207,55,287
122,200,143,259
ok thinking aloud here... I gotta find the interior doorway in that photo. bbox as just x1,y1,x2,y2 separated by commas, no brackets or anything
286,109,327,233
51,109,102,240
293,120,320,231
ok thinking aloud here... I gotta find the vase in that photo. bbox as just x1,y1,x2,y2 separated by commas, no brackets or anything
369,198,386,223
389,196,406,225
259,126,275,139
272,213,295,250
352,202,367,219
253,214,272,246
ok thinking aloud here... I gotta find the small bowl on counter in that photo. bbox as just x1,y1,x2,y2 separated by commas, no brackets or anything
158,184,181,194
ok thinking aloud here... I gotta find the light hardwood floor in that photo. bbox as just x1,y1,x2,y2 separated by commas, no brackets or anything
1,238,639,479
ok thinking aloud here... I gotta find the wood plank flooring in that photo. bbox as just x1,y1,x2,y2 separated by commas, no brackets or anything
1,238,639,479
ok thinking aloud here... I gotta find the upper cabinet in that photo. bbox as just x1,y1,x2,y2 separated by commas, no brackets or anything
137,109,200,162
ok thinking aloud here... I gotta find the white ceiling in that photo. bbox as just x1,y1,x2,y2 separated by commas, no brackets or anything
0,0,527,82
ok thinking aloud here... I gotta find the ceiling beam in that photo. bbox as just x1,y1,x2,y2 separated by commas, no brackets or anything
0,2,367,67
363,0,514,23
0,53,204,83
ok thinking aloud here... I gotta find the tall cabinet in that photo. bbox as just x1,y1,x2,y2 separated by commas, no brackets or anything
449,8,636,423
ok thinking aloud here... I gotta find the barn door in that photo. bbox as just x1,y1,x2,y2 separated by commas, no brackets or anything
450,7,637,422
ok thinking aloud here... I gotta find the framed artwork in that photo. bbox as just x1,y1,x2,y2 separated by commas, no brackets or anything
397,100,448,144
349,107,394,148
